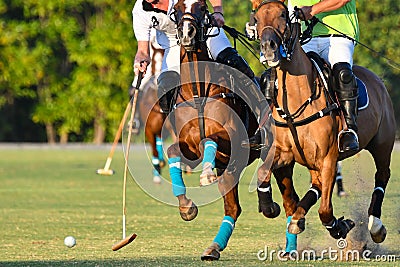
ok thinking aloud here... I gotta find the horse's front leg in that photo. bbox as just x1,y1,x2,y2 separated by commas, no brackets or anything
199,138,218,186
316,163,355,239
167,143,198,221
257,160,281,219
201,168,241,261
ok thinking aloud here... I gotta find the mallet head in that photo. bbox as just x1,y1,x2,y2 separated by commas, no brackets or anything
96,169,115,175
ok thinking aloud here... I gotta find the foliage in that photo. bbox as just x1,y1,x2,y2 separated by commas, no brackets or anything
0,0,399,142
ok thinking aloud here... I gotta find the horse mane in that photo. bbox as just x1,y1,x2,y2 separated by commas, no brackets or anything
251,0,285,10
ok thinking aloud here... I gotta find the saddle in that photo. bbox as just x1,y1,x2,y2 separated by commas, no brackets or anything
306,51,369,110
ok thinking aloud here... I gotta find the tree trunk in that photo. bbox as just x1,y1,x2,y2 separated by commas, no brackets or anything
45,123,56,144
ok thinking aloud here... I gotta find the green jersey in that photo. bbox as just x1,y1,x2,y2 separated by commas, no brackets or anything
289,0,359,41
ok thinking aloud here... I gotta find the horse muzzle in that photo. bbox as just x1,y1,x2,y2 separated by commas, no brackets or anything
178,22,197,51
260,29,282,66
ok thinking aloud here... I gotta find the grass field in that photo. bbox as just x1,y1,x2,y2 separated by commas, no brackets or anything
0,143,399,266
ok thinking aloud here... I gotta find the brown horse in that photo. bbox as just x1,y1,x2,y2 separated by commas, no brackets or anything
165,0,263,260
252,0,395,250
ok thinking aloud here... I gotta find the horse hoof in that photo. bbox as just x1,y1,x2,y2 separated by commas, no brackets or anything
338,190,348,197
368,216,386,243
370,225,387,243
201,242,220,261
153,175,162,184
199,172,217,186
179,200,198,221
327,217,355,239
261,202,281,218
288,218,305,234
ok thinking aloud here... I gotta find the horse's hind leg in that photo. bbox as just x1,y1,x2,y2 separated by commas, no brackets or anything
145,126,162,183
156,135,165,167
366,142,393,243
273,163,299,254
167,143,198,221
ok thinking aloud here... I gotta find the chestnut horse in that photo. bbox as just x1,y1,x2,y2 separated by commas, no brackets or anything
165,0,263,260
252,0,395,252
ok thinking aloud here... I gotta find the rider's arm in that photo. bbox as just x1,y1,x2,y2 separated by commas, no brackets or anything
300,0,351,20
132,1,152,75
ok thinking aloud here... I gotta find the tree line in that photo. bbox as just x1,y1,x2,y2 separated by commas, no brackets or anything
1,0,399,143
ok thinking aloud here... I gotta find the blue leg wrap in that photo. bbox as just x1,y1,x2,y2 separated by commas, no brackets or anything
156,136,164,162
285,216,297,253
213,216,235,251
202,140,217,168
168,157,185,197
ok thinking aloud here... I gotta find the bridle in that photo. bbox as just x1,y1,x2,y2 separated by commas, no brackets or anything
172,2,219,51
254,0,301,61
170,1,231,140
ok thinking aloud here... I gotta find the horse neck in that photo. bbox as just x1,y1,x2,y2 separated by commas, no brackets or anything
276,41,319,107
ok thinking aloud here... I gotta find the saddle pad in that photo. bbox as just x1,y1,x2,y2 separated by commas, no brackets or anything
357,77,368,110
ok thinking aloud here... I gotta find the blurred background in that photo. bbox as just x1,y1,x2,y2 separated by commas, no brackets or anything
1,0,399,143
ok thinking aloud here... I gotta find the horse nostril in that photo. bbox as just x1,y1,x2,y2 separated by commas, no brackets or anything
269,40,277,51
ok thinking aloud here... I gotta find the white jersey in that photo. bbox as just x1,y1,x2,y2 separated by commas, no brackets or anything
132,0,232,73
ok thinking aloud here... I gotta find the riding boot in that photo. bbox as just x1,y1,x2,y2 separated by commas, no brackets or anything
339,98,359,152
332,62,359,152
241,68,276,150
157,71,180,114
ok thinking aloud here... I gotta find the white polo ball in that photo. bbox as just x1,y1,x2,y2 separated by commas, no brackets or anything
64,236,76,248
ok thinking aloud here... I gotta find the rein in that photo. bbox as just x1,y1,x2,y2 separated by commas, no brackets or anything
174,3,235,140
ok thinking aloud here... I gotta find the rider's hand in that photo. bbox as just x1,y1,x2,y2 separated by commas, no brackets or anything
297,6,313,21
212,12,224,27
133,60,149,76
212,5,224,27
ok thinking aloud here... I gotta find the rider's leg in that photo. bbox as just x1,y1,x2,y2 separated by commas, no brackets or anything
157,70,180,114
241,68,276,149
332,62,359,152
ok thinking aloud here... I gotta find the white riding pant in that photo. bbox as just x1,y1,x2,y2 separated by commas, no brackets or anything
302,36,355,67
159,27,232,74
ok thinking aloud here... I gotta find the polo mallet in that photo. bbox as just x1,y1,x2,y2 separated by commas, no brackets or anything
96,101,132,176
112,71,143,251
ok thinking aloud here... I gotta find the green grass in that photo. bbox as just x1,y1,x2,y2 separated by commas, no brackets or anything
0,144,399,266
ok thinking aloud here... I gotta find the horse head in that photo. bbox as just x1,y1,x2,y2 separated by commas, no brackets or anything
253,0,298,66
173,0,216,51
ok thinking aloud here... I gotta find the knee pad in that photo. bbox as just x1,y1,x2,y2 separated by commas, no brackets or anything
157,71,180,113
216,47,255,79
332,62,358,100
157,71,180,99
260,68,276,100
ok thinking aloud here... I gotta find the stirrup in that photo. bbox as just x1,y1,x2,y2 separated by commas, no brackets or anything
241,128,267,150
337,128,359,153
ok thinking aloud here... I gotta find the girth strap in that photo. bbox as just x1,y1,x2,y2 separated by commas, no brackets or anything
274,103,339,127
